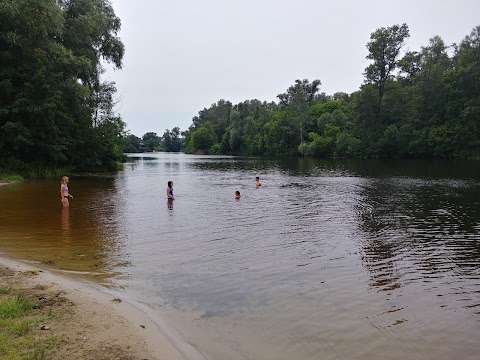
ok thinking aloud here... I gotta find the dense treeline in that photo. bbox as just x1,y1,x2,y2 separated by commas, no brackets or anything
0,0,125,175
182,24,480,159
122,127,183,153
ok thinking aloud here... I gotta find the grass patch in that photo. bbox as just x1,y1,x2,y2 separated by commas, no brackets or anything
23,167,71,180
0,291,62,359
0,293,34,319
1,165,72,180
0,286,12,294
0,174,23,183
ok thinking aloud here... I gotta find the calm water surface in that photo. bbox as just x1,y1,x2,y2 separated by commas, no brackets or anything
1,154,480,359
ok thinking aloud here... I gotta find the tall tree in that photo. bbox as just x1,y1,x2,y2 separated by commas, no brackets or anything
142,132,160,151
162,127,182,152
364,24,409,102
277,79,321,144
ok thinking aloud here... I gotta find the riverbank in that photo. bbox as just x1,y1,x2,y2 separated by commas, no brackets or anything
0,175,23,184
0,256,202,360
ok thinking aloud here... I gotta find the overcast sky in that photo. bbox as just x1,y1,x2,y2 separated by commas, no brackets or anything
105,0,480,138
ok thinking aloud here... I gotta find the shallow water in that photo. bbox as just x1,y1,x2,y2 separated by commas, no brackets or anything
1,154,479,359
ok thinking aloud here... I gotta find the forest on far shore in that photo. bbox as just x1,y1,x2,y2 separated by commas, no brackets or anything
125,23,480,159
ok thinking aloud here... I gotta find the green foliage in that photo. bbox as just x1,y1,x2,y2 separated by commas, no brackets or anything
335,132,361,158
24,167,71,180
365,23,410,101
188,124,217,153
209,143,221,155
0,174,22,183
141,132,161,152
0,293,33,320
0,0,125,175
311,100,343,118
162,127,183,152
263,111,300,155
122,133,143,153
179,23,480,160
277,79,321,107
302,125,341,157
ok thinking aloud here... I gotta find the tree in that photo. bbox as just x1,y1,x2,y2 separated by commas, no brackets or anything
443,25,480,156
0,0,125,172
229,109,244,153
142,132,160,151
364,24,409,102
188,123,217,153
162,127,182,152
122,134,142,153
416,36,452,128
277,79,321,143
277,79,321,107
263,111,299,155
398,51,422,83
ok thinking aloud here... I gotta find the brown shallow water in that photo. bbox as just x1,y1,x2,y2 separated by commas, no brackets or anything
1,154,480,359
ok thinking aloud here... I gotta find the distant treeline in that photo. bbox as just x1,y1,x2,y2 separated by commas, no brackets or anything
122,128,183,153
0,0,125,176
129,23,479,159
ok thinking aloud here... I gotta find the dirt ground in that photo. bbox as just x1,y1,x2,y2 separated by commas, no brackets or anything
0,263,156,360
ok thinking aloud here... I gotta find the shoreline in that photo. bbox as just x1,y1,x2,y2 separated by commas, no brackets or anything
0,255,206,360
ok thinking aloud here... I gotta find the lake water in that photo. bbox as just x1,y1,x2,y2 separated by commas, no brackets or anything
1,153,479,359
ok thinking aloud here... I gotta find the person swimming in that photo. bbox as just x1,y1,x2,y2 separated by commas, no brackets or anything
167,181,175,200
235,191,241,199
255,176,262,188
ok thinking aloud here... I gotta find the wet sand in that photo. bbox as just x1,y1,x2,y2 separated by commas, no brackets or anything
0,255,206,360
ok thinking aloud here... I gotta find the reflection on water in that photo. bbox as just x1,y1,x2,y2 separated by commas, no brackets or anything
0,155,480,359
61,206,70,232
0,177,125,280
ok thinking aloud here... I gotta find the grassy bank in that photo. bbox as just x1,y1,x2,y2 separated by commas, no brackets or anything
0,175,23,183
0,269,67,359
0,263,157,360
0,163,123,181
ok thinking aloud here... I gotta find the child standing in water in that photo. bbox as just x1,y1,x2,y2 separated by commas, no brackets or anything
167,181,175,200
255,176,262,188
235,191,241,199
60,176,73,207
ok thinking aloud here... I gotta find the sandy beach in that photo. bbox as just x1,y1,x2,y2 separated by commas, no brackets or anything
0,256,206,360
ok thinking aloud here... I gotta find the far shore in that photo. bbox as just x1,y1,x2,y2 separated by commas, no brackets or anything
0,255,205,360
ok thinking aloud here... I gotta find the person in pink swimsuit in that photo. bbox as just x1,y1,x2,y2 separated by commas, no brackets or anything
60,176,73,207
